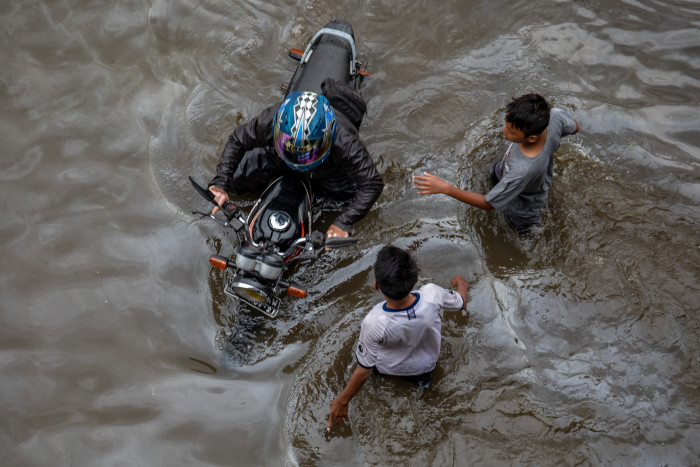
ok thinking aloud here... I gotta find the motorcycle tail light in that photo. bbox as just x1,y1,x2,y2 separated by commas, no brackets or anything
230,277,270,304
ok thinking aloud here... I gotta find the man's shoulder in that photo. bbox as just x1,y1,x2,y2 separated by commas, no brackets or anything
334,112,361,139
249,101,283,126
329,119,367,161
510,145,549,174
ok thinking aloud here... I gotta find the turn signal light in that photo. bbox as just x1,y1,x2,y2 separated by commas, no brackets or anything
286,285,307,298
209,256,228,271
288,48,304,60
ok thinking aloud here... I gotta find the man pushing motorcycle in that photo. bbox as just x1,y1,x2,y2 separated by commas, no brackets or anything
208,79,384,239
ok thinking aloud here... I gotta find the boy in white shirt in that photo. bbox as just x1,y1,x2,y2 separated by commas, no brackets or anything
327,245,469,430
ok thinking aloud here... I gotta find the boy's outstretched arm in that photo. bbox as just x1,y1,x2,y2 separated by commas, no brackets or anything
327,365,373,431
414,173,493,211
450,274,469,306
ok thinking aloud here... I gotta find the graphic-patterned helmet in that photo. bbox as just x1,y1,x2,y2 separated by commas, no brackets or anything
273,91,336,172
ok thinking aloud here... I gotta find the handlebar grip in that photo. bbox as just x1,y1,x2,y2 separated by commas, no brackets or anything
325,237,359,249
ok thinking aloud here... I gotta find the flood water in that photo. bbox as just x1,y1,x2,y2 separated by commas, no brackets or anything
2,0,699,465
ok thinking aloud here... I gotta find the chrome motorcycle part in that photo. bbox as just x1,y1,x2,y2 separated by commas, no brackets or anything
268,211,291,232
225,276,281,318
258,254,284,280
228,276,270,304
235,246,258,272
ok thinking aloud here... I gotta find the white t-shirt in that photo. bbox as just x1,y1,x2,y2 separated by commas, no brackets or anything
355,283,464,376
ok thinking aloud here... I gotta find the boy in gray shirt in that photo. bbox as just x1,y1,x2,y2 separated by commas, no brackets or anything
414,93,579,231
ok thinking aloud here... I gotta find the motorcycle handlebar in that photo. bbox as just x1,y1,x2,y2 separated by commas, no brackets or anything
324,237,359,248
190,175,246,232
280,232,358,259
191,175,358,255
189,176,215,203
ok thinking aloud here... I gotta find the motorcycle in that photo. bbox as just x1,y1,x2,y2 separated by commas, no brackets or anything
190,20,366,318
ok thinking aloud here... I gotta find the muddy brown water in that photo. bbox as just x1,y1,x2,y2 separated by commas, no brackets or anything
1,1,699,465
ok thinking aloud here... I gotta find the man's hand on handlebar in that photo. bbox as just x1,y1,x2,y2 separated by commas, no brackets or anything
208,186,229,215
325,224,349,252
325,224,349,239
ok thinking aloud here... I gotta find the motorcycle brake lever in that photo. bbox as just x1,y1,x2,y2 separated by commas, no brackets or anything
192,209,230,228
192,209,215,218
190,176,242,225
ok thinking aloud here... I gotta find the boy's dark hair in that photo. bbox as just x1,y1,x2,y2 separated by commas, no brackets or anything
505,93,551,137
374,245,419,300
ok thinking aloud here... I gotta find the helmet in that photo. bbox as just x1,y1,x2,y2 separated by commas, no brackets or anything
273,91,336,172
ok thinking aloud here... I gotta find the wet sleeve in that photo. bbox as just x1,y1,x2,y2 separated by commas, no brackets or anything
355,316,381,369
209,103,281,191
424,283,464,311
551,108,577,138
484,170,527,210
332,136,384,234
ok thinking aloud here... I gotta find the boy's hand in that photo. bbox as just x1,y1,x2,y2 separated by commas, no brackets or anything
208,186,229,215
327,397,349,430
450,274,467,288
413,172,452,195
450,274,469,306
326,366,372,431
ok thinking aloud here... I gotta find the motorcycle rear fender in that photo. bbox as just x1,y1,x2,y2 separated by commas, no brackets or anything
286,19,357,95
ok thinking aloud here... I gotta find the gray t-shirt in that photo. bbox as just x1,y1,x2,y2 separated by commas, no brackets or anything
485,108,577,226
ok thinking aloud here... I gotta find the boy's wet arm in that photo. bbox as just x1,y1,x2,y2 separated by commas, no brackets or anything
414,173,493,210
451,275,469,306
327,366,373,430
446,186,493,211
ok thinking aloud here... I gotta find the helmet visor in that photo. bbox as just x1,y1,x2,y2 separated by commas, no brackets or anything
274,130,331,171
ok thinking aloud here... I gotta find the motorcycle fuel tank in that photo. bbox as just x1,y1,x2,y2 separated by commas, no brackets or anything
247,175,311,252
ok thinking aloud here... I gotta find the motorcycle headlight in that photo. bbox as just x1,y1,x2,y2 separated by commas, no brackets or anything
230,277,270,304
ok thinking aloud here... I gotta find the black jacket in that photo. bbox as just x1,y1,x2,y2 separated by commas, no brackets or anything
210,82,384,234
